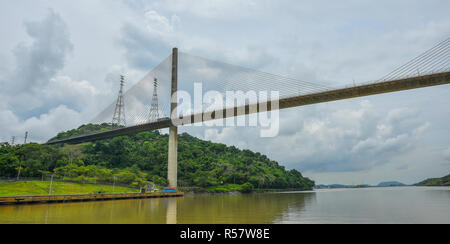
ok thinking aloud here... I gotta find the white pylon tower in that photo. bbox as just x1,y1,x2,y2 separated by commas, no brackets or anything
112,75,126,126
149,78,160,122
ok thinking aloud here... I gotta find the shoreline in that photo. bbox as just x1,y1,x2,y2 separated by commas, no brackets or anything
179,187,314,195
0,192,183,205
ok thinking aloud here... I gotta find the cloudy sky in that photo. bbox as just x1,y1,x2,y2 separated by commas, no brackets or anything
1,0,449,185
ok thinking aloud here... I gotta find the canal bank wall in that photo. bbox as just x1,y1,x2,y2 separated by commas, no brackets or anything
0,192,183,205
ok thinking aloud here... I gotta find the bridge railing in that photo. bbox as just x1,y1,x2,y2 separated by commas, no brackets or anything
327,68,450,92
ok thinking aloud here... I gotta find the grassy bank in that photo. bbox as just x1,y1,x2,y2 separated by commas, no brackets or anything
0,181,139,196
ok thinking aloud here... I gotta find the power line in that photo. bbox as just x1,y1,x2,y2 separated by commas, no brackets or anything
112,75,126,126
149,78,160,122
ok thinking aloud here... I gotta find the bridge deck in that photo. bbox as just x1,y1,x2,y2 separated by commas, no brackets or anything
46,118,171,145
45,71,450,145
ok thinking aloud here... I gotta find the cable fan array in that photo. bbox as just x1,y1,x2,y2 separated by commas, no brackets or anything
85,37,449,136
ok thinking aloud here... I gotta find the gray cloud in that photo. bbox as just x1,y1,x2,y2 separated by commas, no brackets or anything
118,8,279,72
1,10,73,116
10,10,72,93
0,9,105,142
123,0,274,20
443,147,450,161
182,99,432,174
120,22,172,70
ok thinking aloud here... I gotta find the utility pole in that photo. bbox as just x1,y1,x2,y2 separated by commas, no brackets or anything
168,48,178,188
49,174,54,195
112,75,126,126
113,175,117,193
16,159,22,181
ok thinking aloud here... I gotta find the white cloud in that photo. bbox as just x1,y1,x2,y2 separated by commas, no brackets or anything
8,10,73,94
43,76,98,111
0,105,82,143
443,147,450,161
1,10,73,115
145,10,178,35
141,0,269,19
21,105,82,141
0,9,108,143
413,122,431,135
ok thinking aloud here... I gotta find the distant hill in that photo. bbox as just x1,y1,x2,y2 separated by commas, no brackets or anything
377,181,406,187
415,174,450,186
315,184,370,189
315,184,346,189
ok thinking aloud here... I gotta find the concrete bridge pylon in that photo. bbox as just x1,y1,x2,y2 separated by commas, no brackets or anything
168,48,178,188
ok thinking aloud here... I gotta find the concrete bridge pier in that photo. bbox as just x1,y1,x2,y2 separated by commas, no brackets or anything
168,125,177,187
168,48,178,188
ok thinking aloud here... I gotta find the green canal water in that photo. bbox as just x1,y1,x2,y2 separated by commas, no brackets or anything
0,187,449,224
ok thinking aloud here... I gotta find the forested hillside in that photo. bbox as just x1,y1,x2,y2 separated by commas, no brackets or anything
415,174,450,186
0,124,314,192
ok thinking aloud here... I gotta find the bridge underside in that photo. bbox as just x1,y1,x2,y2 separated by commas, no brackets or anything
46,119,171,145
45,71,450,145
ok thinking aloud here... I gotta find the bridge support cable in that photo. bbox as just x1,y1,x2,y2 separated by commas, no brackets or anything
380,38,450,81
170,71,450,127
177,52,332,100
90,56,172,128
46,38,450,146
46,70,450,146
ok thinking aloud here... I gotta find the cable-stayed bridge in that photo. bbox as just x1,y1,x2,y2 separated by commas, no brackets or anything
45,38,450,188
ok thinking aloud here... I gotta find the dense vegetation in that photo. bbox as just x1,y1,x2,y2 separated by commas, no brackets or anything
415,174,450,186
0,124,315,192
